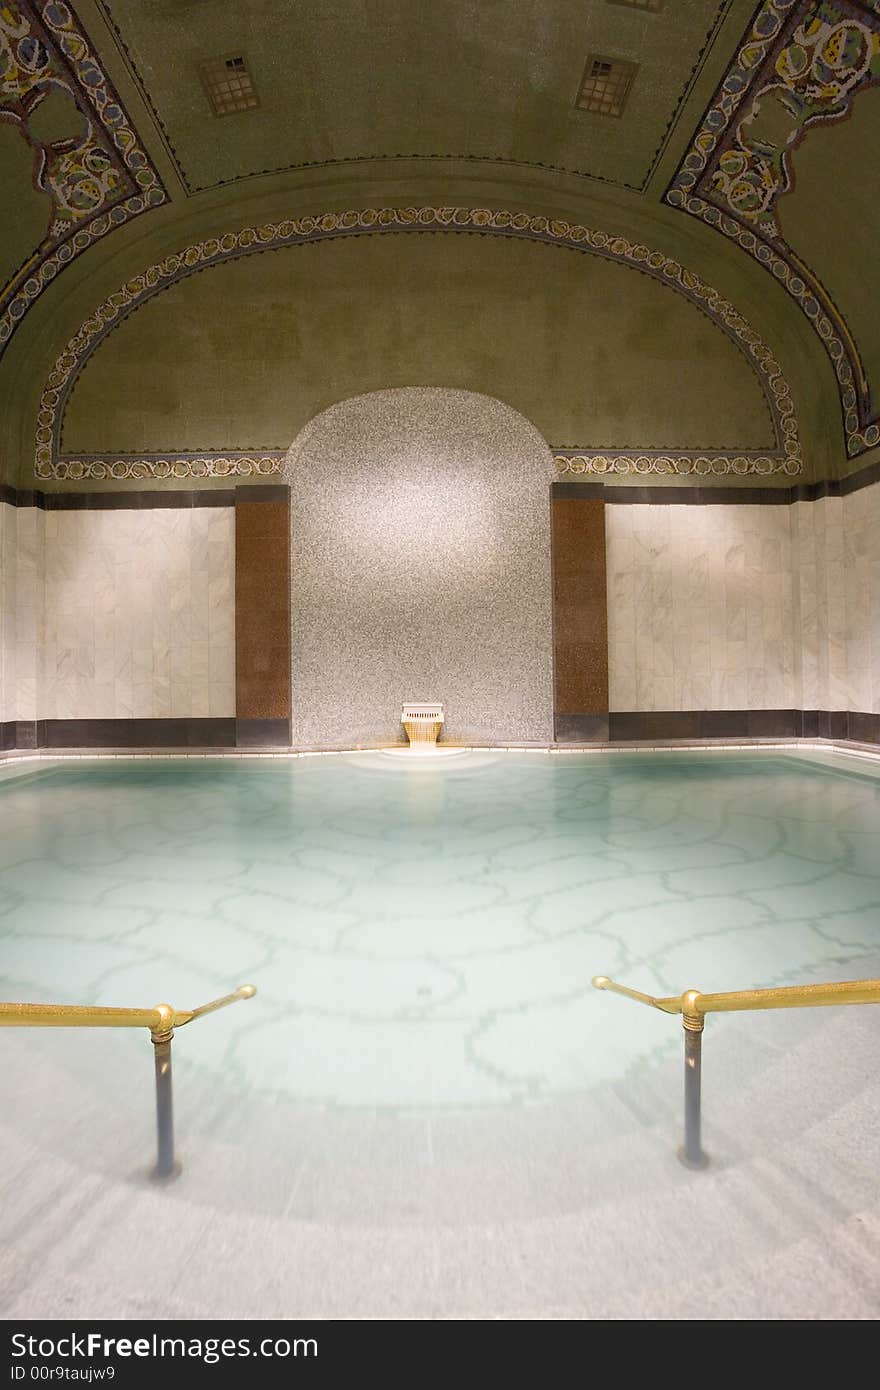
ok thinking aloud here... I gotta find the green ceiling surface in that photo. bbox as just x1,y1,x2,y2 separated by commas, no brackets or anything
98,0,732,192
60,232,774,455
0,122,48,291
776,83,880,411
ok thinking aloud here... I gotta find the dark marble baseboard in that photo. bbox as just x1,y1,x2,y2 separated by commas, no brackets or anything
832,710,880,743
605,710,880,743
235,718,292,747
0,718,287,750
42,719,237,748
554,713,610,742
3,710,880,752
4,720,49,750
608,710,797,740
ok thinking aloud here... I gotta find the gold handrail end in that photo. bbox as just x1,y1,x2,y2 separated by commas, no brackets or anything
593,974,880,1018
182,982,259,1026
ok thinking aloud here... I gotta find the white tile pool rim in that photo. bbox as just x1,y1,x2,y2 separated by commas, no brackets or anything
2,740,880,766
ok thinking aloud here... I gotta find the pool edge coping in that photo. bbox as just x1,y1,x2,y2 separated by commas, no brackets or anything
2,738,880,766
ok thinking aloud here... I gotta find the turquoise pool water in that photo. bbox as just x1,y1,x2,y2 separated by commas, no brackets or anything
1,749,879,1110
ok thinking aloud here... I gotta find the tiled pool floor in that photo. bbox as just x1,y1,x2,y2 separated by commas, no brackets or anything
1,750,879,1317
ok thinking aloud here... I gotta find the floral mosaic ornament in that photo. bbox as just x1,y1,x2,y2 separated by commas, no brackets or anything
713,7,880,237
41,206,802,482
666,0,880,458
49,454,286,481
0,1,166,355
554,452,789,477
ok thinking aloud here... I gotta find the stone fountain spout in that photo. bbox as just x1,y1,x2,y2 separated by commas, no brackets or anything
401,703,444,749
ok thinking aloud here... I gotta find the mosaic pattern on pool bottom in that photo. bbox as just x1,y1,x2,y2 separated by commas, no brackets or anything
1,751,879,1109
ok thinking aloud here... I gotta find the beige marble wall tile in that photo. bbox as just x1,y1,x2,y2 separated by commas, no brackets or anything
2,505,236,723
7,481,880,731
606,503,796,712
840,486,880,713
606,482,880,719
14,506,43,721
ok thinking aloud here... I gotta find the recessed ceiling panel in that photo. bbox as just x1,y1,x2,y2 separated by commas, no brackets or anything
97,0,734,192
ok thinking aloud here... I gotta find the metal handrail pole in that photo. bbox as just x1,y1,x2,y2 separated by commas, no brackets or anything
0,986,257,1181
680,993,708,1169
151,1024,176,1180
592,974,880,1170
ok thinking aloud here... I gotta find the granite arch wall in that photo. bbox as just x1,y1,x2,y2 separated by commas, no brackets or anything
284,388,556,748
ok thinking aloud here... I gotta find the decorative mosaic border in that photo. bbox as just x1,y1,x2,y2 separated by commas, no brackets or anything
61,453,789,483
40,205,802,481
554,450,788,477
51,452,285,481
665,0,880,458
0,1,167,357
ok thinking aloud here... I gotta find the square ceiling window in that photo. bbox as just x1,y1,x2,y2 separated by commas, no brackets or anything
575,56,638,117
199,54,260,116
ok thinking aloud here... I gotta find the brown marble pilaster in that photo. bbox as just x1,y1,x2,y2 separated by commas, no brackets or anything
551,496,609,741
235,486,291,745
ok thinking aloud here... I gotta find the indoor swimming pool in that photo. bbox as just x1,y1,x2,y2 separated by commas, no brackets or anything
2,748,879,1318
1,749,879,1107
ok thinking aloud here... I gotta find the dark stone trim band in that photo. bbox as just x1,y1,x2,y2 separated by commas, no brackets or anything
555,709,880,744
555,714,610,742
233,485,290,503
3,711,878,753
0,484,288,510
235,718,292,747
3,470,876,514
606,710,880,743
6,719,236,749
1,718,285,750
552,482,794,505
551,456,880,505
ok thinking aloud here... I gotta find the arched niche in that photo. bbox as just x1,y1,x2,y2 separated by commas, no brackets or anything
285,387,555,747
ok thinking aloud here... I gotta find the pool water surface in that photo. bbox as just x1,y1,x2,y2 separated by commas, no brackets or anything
1,749,879,1110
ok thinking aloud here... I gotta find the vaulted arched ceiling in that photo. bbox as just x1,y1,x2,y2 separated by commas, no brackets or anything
1,0,878,487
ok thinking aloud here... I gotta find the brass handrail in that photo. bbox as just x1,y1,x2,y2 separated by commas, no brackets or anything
0,984,257,1179
0,984,256,1036
592,973,880,1168
592,974,880,1020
